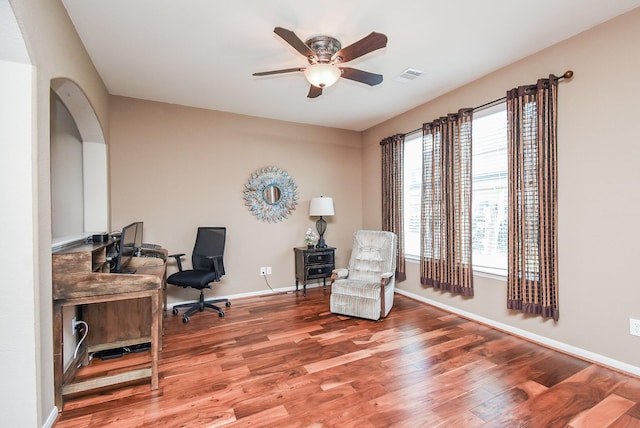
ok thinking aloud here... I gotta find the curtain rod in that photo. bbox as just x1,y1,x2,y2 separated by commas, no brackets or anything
401,70,574,137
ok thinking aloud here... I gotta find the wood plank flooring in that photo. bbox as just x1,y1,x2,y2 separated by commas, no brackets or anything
54,287,640,427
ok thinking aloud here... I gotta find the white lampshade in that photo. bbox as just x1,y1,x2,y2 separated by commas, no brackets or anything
304,64,341,88
309,197,334,217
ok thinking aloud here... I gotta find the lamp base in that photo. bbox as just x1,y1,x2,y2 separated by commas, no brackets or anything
315,217,328,249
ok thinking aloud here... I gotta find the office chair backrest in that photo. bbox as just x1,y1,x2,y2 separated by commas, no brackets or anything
192,227,226,274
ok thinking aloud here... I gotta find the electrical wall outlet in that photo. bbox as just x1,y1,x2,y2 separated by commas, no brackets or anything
71,316,77,333
260,267,272,275
630,318,640,337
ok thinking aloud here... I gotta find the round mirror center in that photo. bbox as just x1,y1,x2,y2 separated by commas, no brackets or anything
263,185,282,205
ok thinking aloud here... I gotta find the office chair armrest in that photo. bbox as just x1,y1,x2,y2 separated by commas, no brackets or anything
168,253,186,271
204,256,222,280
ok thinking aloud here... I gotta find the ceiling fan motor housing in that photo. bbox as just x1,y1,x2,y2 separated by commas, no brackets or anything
305,36,341,63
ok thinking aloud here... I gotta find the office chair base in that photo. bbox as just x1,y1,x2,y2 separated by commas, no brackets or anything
172,289,231,323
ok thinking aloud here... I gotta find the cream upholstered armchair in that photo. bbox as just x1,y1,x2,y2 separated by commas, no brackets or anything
330,230,397,320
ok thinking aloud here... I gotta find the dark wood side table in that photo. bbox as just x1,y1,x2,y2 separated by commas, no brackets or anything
294,246,336,296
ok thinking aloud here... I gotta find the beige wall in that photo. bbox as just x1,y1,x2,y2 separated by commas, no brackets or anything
6,0,110,424
109,97,362,303
362,8,640,371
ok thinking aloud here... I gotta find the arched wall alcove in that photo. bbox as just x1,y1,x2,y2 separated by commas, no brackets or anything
50,78,109,245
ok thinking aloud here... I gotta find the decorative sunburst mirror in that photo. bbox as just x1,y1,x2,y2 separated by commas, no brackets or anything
244,166,298,222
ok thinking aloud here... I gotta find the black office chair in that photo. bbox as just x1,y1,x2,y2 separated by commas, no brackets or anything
168,227,231,323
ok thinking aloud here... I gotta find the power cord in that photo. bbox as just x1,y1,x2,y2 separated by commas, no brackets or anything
72,320,89,362
262,274,293,295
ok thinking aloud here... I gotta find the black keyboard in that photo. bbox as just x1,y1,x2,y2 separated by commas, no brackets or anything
142,254,161,259
141,243,161,250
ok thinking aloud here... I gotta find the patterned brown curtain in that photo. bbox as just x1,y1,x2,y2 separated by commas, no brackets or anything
506,76,559,321
381,134,406,281
420,109,473,296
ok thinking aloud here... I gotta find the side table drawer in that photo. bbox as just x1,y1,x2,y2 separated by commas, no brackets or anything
306,251,334,265
306,265,333,279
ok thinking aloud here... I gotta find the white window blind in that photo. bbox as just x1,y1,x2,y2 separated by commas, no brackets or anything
471,104,508,273
403,132,422,257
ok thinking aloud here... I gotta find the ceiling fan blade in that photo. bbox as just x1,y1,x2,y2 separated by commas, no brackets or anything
307,85,323,98
253,67,304,76
340,67,383,86
274,27,317,60
332,32,387,63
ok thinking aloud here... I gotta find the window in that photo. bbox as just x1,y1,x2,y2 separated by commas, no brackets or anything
403,103,508,275
471,104,508,274
403,131,422,257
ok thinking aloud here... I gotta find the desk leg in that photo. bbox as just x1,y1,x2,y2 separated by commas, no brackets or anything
150,291,159,390
157,288,163,351
53,301,63,410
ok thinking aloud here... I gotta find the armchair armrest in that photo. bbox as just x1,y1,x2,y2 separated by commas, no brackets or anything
168,253,186,271
381,271,394,287
330,268,349,285
332,268,349,278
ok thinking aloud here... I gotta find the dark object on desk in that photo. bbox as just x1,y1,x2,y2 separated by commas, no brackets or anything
92,233,110,243
112,222,138,274
167,227,231,323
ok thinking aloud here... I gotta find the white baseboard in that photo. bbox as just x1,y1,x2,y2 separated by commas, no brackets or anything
167,283,323,309
42,406,58,428
394,288,640,378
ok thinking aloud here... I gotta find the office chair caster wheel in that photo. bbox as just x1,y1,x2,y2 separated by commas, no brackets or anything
226,301,231,307
182,315,189,323
218,311,224,317
172,308,179,315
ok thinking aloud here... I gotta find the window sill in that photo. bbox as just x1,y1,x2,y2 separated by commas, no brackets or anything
473,267,507,282
404,254,506,282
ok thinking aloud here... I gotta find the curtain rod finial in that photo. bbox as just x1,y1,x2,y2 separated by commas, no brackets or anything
562,70,574,79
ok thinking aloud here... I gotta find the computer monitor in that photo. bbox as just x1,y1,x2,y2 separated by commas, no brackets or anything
113,222,137,274
132,221,143,255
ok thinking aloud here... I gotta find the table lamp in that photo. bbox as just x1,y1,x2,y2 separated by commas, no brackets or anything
309,196,334,248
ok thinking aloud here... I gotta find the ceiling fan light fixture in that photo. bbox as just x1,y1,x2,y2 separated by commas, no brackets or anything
304,64,341,88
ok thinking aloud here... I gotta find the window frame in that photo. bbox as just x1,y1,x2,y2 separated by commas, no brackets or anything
402,103,508,279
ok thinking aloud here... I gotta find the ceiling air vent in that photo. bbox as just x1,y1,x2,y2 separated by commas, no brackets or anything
394,68,423,83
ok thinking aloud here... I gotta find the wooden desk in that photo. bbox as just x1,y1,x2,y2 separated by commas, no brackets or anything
52,240,166,410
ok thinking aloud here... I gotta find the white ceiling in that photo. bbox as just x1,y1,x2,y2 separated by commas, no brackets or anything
61,0,640,131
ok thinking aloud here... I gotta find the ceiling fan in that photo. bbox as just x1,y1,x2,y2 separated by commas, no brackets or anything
253,27,388,98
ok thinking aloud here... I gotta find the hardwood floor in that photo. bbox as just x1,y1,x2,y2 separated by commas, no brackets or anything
54,287,640,427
